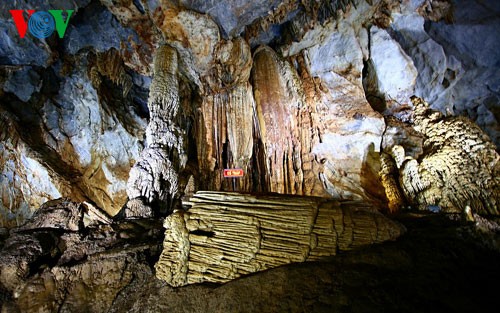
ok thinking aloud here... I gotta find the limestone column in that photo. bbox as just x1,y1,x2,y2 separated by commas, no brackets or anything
125,45,187,217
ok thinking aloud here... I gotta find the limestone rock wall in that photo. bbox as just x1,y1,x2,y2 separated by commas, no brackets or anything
0,2,150,226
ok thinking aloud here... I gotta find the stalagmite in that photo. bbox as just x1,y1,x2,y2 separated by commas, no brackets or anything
379,153,405,213
388,97,500,215
155,191,405,287
126,45,186,217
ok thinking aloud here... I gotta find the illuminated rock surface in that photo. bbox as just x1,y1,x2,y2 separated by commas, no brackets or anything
0,0,500,311
1,0,500,224
155,191,404,286
389,97,500,215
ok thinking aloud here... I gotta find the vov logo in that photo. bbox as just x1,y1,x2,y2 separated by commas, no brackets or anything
9,10,74,39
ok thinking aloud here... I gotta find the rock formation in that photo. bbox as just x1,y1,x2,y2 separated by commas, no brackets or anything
196,38,255,192
387,97,500,215
0,0,499,311
1,197,499,312
0,198,163,312
155,191,404,286
1,0,500,226
125,44,188,217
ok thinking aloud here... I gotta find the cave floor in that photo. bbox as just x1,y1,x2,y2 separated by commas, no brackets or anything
111,213,500,313
1,212,499,313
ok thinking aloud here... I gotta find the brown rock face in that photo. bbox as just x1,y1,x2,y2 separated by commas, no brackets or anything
155,191,405,287
387,97,500,215
252,47,323,195
196,38,255,192
0,198,163,312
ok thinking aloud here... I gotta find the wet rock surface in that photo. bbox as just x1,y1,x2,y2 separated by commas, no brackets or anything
1,199,499,313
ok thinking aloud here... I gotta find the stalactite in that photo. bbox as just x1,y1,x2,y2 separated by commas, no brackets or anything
197,38,254,192
292,51,326,195
252,46,312,195
90,49,133,97
244,0,360,44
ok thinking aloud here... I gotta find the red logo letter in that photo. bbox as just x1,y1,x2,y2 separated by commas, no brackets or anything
9,10,35,38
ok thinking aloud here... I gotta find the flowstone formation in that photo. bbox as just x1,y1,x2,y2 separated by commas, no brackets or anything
155,191,404,287
385,97,500,215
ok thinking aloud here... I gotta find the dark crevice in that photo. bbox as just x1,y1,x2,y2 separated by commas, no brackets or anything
133,0,146,14
189,230,215,238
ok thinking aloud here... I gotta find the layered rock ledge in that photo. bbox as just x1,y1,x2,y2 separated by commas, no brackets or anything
156,191,405,286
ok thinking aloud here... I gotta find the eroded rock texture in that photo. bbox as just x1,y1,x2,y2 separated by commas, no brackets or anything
196,38,255,192
0,1,151,226
0,198,163,312
1,197,500,312
388,97,500,215
155,191,404,287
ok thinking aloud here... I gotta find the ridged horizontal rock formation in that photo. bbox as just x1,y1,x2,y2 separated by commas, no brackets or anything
155,191,405,287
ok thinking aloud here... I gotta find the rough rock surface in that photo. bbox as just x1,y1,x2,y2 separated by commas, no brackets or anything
155,191,404,286
0,0,151,226
392,0,500,145
388,97,500,215
126,44,187,216
0,58,147,224
196,38,255,192
0,198,163,312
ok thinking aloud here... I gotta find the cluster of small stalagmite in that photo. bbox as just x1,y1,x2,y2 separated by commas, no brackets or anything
155,191,405,287
385,97,500,215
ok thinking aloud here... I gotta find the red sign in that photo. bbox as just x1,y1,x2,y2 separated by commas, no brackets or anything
224,169,244,178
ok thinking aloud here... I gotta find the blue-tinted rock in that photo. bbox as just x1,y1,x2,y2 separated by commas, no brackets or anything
3,67,41,102
0,0,91,66
181,0,282,37
0,19,52,66
64,2,140,54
